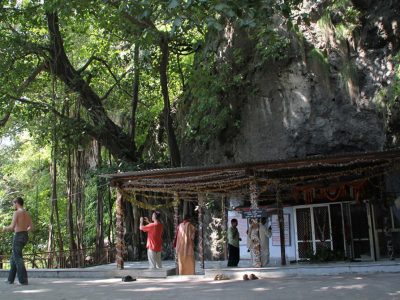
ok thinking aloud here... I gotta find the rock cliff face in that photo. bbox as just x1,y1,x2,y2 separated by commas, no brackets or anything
179,0,400,166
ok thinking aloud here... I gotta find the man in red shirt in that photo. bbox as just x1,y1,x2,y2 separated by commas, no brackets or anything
140,211,163,268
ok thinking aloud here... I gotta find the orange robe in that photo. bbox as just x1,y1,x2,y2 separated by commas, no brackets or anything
175,221,196,275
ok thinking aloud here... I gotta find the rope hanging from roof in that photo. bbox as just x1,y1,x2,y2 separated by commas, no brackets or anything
123,190,179,210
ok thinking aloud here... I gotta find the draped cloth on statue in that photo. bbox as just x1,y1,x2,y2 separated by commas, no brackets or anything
259,225,272,266
248,222,262,268
175,221,196,275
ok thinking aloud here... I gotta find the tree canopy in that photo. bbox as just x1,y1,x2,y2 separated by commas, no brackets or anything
0,0,330,263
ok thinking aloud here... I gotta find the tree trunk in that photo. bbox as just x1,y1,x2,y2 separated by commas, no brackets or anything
74,148,85,266
46,12,136,162
132,203,141,260
96,183,105,263
176,53,186,90
51,136,64,264
107,152,114,247
124,201,135,261
94,140,105,264
129,43,140,156
107,187,114,247
47,201,54,268
67,148,77,267
159,36,181,167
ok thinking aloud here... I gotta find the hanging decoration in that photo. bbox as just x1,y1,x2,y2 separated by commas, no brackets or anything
249,180,259,210
123,191,179,210
303,187,315,204
321,185,346,202
292,179,367,204
350,180,367,204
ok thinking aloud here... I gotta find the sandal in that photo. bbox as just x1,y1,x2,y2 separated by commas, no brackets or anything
249,274,259,280
219,274,230,280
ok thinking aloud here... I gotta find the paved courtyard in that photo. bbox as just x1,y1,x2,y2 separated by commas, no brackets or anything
1,272,399,300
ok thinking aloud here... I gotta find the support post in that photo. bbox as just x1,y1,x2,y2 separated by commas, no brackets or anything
116,188,125,269
173,192,180,273
249,180,259,210
222,196,228,260
276,188,286,266
249,180,263,267
198,193,205,269
380,177,394,261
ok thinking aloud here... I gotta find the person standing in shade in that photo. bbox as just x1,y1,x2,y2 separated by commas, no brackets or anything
259,217,272,266
0,197,33,285
174,214,196,275
227,218,241,267
140,211,164,269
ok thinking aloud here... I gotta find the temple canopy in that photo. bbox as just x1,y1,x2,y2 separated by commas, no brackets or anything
102,148,400,269
102,148,400,199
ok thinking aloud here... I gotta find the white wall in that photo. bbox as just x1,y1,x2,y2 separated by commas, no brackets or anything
269,207,296,263
227,210,251,259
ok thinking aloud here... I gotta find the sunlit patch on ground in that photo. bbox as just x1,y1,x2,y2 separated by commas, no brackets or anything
332,284,366,290
314,284,366,291
119,286,171,292
52,280,77,284
315,286,329,291
75,278,121,285
12,289,52,294
252,287,271,291
388,291,400,296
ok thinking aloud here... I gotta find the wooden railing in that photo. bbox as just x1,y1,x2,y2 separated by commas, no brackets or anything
0,246,116,269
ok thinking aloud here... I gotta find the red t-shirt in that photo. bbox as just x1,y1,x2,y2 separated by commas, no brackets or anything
141,222,163,252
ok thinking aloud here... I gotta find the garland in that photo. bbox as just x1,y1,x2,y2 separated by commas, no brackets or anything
123,191,179,210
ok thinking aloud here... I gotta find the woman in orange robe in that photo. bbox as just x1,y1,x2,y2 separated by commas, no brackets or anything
175,215,196,275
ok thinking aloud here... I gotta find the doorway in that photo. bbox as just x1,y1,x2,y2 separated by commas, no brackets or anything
294,202,374,261
295,204,333,260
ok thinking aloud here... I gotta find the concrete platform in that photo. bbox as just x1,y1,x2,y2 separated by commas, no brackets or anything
0,261,177,279
203,260,400,279
1,259,399,280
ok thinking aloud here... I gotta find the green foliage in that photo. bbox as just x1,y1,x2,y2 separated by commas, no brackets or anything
340,61,358,89
309,48,328,65
332,0,361,25
254,27,291,65
316,0,361,41
307,48,330,79
317,13,333,34
0,135,52,253
181,1,298,144
0,0,326,257
376,52,400,112
389,53,400,107
183,54,244,143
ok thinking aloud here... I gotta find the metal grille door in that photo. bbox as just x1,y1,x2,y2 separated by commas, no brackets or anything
296,205,333,259
314,206,332,252
296,208,313,259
